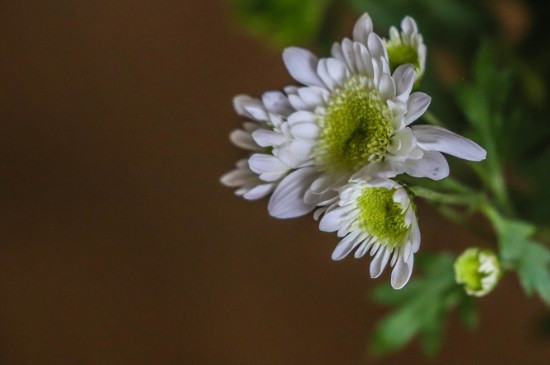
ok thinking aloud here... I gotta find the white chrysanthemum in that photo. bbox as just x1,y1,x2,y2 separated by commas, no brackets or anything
385,16,426,83
265,13,486,219
319,178,420,289
220,92,295,200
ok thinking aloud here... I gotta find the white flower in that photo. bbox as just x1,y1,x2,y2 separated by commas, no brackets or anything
220,92,295,200
265,13,486,219
319,178,420,289
454,248,502,296
385,16,427,84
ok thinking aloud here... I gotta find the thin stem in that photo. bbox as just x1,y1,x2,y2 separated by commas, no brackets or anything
409,186,481,207
423,110,514,216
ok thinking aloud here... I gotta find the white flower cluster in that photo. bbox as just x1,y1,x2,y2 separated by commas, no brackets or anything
221,13,486,289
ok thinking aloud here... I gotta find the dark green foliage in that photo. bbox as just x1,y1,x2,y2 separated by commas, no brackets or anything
370,254,476,355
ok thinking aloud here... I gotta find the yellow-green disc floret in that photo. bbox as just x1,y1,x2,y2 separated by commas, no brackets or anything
386,43,419,73
357,187,408,247
454,248,501,296
455,251,484,292
315,75,393,172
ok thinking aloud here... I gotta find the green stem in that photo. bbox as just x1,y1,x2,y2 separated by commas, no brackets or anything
423,110,514,216
409,186,480,207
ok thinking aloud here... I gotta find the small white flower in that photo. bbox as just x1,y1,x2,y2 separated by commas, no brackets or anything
266,13,486,219
319,178,420,289
385,16,427,84
454,248,502,297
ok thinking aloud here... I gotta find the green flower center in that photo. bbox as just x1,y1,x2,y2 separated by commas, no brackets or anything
314,75,393,172
454,248,501,296
386,43,419,73
357,187,408,247
455,252,484,292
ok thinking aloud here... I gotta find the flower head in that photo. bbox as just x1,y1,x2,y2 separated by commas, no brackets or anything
454,248,502,296
385,16,426,84
266,13,485,219
319,178,420,289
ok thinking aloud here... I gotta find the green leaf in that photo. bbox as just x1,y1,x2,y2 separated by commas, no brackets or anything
458,296,478,329
370,254,473,356
454,40,515,214
485,207,550,305
232,0,331,48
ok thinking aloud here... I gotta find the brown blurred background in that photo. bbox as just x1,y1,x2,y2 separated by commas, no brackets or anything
0,0,549,364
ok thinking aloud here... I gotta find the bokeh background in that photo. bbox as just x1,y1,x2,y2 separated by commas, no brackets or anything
0,0,549,363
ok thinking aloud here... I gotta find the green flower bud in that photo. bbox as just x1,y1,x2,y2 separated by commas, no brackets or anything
454,248,501,297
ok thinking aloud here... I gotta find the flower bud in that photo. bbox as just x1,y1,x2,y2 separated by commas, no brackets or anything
454,248,501,296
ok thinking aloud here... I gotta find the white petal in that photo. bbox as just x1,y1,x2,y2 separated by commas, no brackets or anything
379,73,396,101
287,110,316,126
354,237,373,258
339,38,358,73
297,87,327,108
354,42,373,78
370,247,391,278
367,33,387,59
284,85,298,95
403,150,449,180
331,42,345,64
331,230,362,260
233,95,258,117
310,175,333,193
319,208,346,232
387,128,416,157
304,188,336,205
282,47,325,88
248,154,289,182
410,219,421,254
220,167,253,187
277,140,314,168
252,129,287,147
243,183,274,200
390,248,399,267
371,57,382,87
314,191,338,207
370,241,381,256
353,13,373,45
351,159,403,181
288,94,310,111
405,92,431,125
412,125,487,161
230,129,259,151
262,91,292,116
317,58,348,91
392,188,409,205
291,122,320,139
389,26,399,41
268,167,318,219
392,64,415,101
391,254,414,289
313,207,326,221
244,104,269,122
402,241,412,264
401,16,418,35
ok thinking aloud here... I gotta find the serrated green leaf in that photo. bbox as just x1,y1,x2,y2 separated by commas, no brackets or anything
485,208,550,305
516,244,550,304
370,254,472,356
